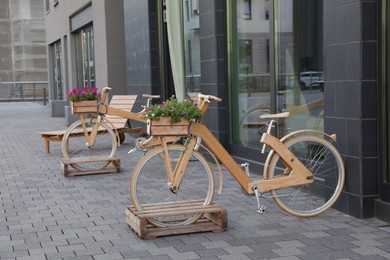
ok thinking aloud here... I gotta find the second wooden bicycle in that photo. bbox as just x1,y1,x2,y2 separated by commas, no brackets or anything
62,87,345,228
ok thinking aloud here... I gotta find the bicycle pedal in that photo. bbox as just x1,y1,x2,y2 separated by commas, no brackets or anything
257,205,266,214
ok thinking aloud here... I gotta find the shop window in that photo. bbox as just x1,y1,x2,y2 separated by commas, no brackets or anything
74,25,95,89
183,0,200,92
50,40,63,100
228,0,324,150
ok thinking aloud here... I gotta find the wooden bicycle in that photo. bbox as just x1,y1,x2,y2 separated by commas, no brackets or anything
61,88,159,172
129,93,345,227
61,88,345,228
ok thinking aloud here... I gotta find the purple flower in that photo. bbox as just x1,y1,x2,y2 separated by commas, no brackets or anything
182,112,187,117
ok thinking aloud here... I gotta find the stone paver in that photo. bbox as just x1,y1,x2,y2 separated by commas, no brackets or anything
0,102,389,259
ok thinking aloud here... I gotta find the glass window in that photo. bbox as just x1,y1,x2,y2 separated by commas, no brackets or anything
229,0,271,148
74,25,95,89
274,0,324,136
183,0,200,93
228,0,324,149
265,0,270,20
50,40,63,100
244,0,252,20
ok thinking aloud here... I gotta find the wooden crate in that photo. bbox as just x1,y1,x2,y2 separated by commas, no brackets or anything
71,100,98,114
147,118,190,136
125,201,227,239
61,156,120,177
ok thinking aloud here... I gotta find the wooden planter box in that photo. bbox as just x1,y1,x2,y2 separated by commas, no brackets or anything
71,100,98,115
147,118,190,136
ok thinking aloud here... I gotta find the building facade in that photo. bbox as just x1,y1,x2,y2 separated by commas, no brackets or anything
44,0,127,116
123,0,389,222
44,0,389,222
0,0,47,98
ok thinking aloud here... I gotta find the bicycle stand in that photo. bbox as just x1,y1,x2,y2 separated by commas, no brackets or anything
61,156,120,177
125,201,227,239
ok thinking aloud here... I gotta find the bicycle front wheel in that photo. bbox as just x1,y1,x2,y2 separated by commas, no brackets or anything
130,144,215,227
267,135,344,217
61,118,117,171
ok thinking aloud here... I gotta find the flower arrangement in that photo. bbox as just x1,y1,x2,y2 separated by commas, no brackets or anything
139,95,202,124
67,86,100,102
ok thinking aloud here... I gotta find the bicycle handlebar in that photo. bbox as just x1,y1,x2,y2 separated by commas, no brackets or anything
142,94,161,99
198,94,222,102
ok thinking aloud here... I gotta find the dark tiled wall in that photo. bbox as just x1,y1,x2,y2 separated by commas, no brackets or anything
123,0,160,111
199,0,228,146
324,0,378,218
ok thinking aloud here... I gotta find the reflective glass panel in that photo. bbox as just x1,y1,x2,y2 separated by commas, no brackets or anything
230,0,272,148
183,0,201,94
274,0,324,136
51,40,63,100
75,26,95,89
229,0,324,149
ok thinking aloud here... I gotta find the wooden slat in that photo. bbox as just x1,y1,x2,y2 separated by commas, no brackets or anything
136,206,226,219
61,157,120,177
105,95,138,129
62,156,120,164
125,203,227,239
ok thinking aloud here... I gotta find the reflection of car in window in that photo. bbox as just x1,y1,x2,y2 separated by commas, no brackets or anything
299,71,324,89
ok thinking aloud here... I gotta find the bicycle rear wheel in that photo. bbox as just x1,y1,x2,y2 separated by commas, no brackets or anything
61,118,117,171
267,135,344,217
130,144,215,227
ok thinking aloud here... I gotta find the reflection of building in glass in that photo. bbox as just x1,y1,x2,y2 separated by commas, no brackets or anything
184,0,201,92
0,0,47,82
237,0,275,92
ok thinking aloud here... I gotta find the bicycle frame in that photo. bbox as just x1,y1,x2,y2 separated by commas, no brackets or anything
85,88,313,195
84,88,146,147
170,122,314,195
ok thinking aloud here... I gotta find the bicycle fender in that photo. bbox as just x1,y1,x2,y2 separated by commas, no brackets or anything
262,130,337,180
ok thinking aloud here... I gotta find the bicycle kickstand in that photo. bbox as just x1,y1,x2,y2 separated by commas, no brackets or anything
253,186,266,213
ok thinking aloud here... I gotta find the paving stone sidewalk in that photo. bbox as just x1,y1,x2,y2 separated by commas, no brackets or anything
0,102,389,260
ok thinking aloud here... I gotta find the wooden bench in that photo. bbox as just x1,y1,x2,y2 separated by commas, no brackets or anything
39,95,143,154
